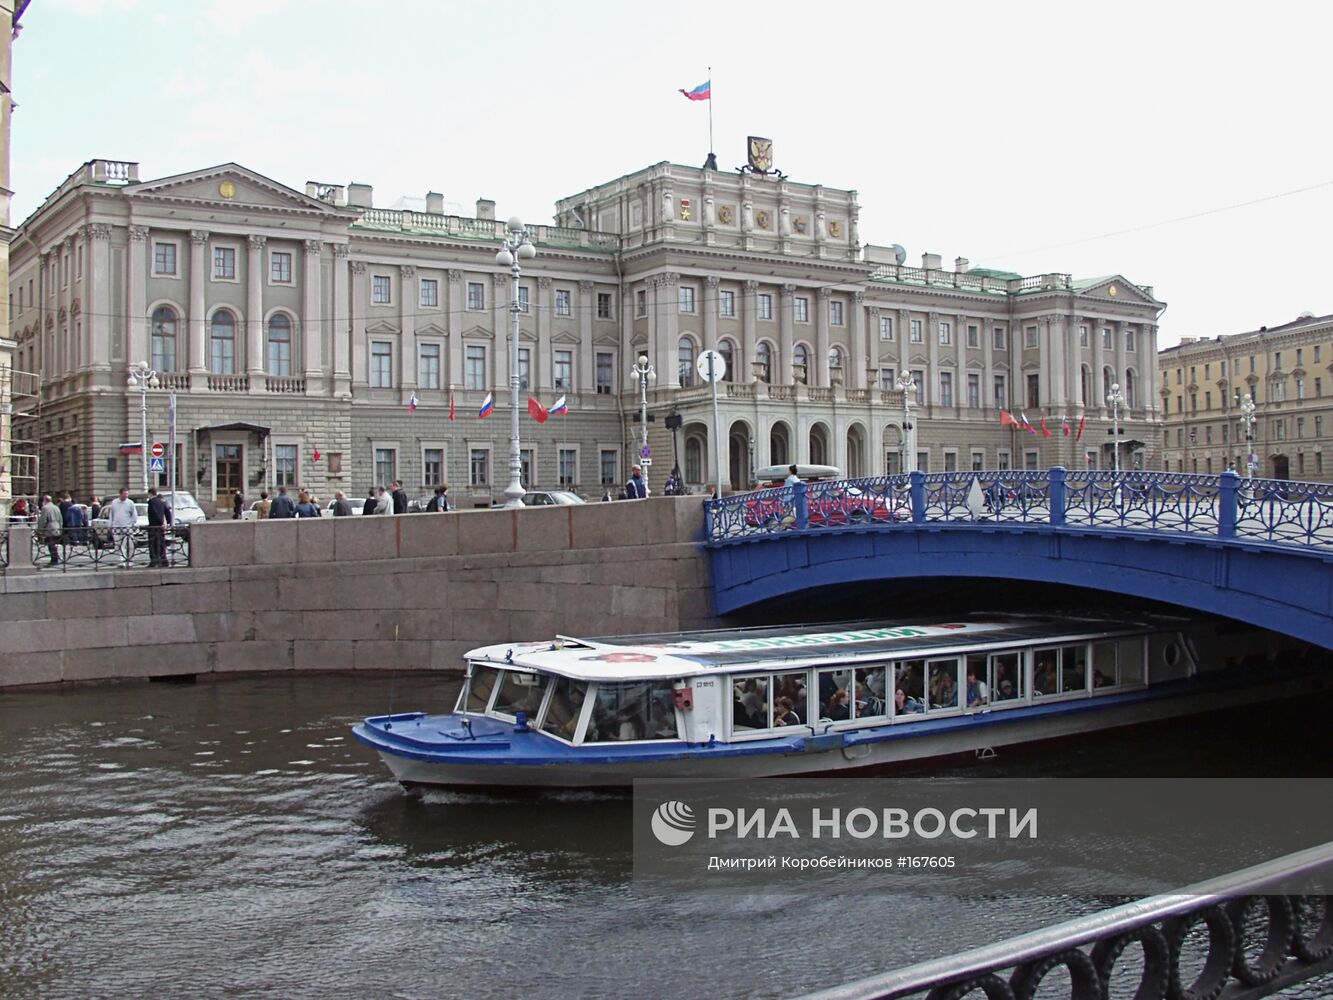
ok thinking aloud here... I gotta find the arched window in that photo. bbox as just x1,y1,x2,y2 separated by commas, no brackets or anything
1124,369,1136,409
685,436,703,483
678,335,696,387
718,339,735,382
756,342,772,383
793,344,809,384
1103,366,1114,401
210,310,236,374
828,345,844,371
151,306,178,372
267,314,293,376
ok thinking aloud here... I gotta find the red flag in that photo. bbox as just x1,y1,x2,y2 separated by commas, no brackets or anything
1076,416,1086,442
1040,418,1052,438
448,388,456,421
1062,418,1071,436
1000,410,1018,428
313,447,322,462
527,396,549,424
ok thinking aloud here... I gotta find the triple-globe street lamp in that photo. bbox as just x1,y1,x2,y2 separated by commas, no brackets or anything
1239,392,1257,478
896,369,918,473
631,353,656,493
495,218,536,509
1106,381,1126,476
127,362,160,491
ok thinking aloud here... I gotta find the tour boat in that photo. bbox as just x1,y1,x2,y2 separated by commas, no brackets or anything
352,613,1309,790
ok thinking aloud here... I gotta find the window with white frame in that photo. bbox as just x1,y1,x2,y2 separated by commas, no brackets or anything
467,282,485,310
274,444,298,487
270,251,293,284
910,319,923,343
372,274,391,304
151,306,178,372
967,324,979,348
555,289,571,316
210,310,237,373
719,289,735,317
993,325,1007,350
517,286,529,313
1102,328,1112,349
880,367,896,390
880,316,894,341
213,246,236,280
758,293,773,320
558,448,577,486
756,342,772,382
911,369,925,405
794,297,809,324
520,449,534,486
267,314,293,376
679,286,695,313
597,292,612,319
939,320,951,345
371,341,393,388
1079,324,1089,347
678,337,696,387
518,347,531,389
153,241,178,276
470,447,490,486
636,289,646,315
1126,330,1137,352
554,349,573,390
422,447,443,487
830,300,844,326
600,449,618,486
719,340,735,381
596,352,614,394
1024,325,1038,349
419,343,441,390
465,345,486,390
374,447,397,487
994,374,1007,409
971,450,984,471
967,373,980,408
829,345,844,372
420,278,439,307
939,371,954,406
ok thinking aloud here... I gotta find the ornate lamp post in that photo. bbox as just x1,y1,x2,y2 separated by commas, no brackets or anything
896,369,918,473
1239,392,1257,478
1106,381,1125,476
631,353,656,493
127,361,159,491
494,218,536,509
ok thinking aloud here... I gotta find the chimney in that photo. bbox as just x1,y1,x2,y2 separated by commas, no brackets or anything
476,198,496,220
425,191,445,214
922,252,942,271
955,256,970,273
346,183,373,208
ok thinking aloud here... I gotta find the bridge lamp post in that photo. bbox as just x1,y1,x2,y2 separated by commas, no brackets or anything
1106,381,1125,476
495,218,536,509
631,353,656,494
1239,393,1257,478
127,362,159,491
896,369,918,473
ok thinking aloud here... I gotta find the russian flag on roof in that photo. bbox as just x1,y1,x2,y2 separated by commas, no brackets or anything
679,80,710,101
478,393,494,419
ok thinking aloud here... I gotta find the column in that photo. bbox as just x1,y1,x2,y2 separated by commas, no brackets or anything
814,287,831,385
126,225,149,367
536,276,552,390
742,280,758,381
332,244,351,397
578,280,595,393
446,270,464,393
349,261,367,386
954,311,967,410
659,272,678,387
703,276,719,354
246,235,265,383
850,291,866,389
492,273,509,388
898,309,910,388
399,265,418,401
86,224,111,371
780,284,795,383
303,240,323,387
1037,314,1051,407
61,237,74,373
927,311,940,413
1091,316,1105,416
1113,320,1128,410
1066,313,1081,412
1144,324,1159,419
983,318,995,409
188,230,209,379
1049,315,1066,406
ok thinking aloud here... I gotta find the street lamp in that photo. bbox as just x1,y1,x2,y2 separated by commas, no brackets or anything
631,352,656,493
495,217,536,509
127,361,160,491
896,369,918,473
1106,381,1125,476
1239,392,1257,478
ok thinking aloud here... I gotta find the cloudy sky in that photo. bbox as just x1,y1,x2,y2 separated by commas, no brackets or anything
11,0,1331,347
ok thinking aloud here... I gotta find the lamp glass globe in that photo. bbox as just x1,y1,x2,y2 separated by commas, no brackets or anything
516,241,536,260
495,249,514,267
507,216,524,233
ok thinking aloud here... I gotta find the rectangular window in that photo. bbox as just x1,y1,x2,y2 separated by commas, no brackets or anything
420,278,439,307
1276,419,1286,441
997,450,1010,470
372,274,391,304
558,448,577,487
469,448,489,487
880,316,894,341
466,345,486,390
880,367,896,391
1317,415,1324,437
1079,325,1089,347
1275,381,1286,402
967,324,979,348
555,288,571,316
910,319,923,343
601,449,618,486
679,286,695,313
517,286,529,313
1205,391,1212,410
419,344,441,390
1317,377,1324,396
422,448,443,487
520,449,533,486
271,251,293,284
636,289,646,315
1024,325,1038,349
758,294,773,320
467,282,485,310
1297,378,1306,400
994,375,1007,410
370,341,393,388
993,325,1007,351
719,290,735,317
596,352,614,394
153,242,177,276
971,451,984,471
275,444,298,488
967,373,980,408
1275,352,1282,370
554,350,573,390
911,369,925,405
939,371,953,407
939,321,951,346
1297,417,1306,439
1102,328,1112,349
597,292,612,319
374,448,397,487
830,301,844,326
794,297,809,324
518,347,531,390
943,451,958,472
1126,330,1136,352
213,246,236,279
1026,373,1040,409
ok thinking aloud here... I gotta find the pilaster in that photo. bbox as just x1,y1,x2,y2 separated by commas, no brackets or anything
578,280,595,392
349,260,368,387
246,235,266,384
537,275,552,391
332,245,351,397
780,283,796,384
126,225,149,369
742,280,759,381
303,240,324,389
399,264,418,401
815,287,831,385
85,224,112,372
188,230,209,382
849,291,866,389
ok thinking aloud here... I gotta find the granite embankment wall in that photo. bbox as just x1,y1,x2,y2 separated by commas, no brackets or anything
0,498,719,688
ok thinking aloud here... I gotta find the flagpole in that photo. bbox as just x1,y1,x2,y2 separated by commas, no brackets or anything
707,65,714,156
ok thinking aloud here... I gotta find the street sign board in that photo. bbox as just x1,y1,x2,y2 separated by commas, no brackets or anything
696,349,726,383
640,445,651,458
640,458,652,466
150,442,165,458
149,456,165,473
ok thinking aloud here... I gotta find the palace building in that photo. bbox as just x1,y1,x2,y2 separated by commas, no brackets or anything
9,152,1165,512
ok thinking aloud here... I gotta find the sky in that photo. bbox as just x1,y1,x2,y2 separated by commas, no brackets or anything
10,0,1333,349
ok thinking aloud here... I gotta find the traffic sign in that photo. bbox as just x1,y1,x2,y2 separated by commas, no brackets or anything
696,349,726,383
640,458,652,467
150,441,165,459
149,456,165,473
640,445,651,458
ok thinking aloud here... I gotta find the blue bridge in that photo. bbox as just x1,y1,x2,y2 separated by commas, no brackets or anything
703,469,1333,650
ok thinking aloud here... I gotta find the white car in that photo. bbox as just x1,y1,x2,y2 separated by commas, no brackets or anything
132,491,206,536
325,497,367,516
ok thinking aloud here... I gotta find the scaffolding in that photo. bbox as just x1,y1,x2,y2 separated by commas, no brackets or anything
1,362,39,516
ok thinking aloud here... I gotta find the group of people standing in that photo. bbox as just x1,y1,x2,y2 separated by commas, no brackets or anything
31,487,174,568
242,480,451,519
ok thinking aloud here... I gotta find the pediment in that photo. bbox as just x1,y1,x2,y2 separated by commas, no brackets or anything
365,320,400,336
461,324,493,340
1021,359,1042,372
907,353,930,367
1074,275,1159,306
126,163,344,216
417,321,448,338
992,360,1010,372
966,358,986,371
552,331,581,346
594,333,620,347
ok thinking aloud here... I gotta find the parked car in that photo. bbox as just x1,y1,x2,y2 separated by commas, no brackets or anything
92,503,149,545
491,490,588,508
131,490,206,537
326,497,368,516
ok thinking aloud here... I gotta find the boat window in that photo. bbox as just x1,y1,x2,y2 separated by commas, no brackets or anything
1118,637,1146,686
965,654,989,707
587,680,675,741
465,665,501,713
893,660,926,716
926,658,960,711
732,674,770,731
492,670,548,719
816,668,848,721
735,671,808,730
1060,644,1088,693
1092,642,1118,690
989,652,1022,702
1033,648,1059,696
854,666,887,719
540,676,589,741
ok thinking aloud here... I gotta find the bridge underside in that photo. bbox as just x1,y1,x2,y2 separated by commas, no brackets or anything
708,526,1333,650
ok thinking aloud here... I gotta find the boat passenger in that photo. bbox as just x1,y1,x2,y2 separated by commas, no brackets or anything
931,670,957,709
616,710,645,741
894,689,925,715
829,688,851,721
997,679,1016,701
966,670,989,707
774,696,800,727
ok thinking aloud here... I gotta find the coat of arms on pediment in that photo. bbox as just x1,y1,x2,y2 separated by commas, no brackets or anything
1074,275,1159,306
126,163,343,214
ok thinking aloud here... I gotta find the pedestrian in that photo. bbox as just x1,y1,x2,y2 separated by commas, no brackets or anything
232,489,245,519
106,488,138,565
88,496,102,522
146,486,172,567
11,497,29,521
374,486,391,515
331,490,353,517
625,465,648,499
37,493,63,566
294,490,321,518
784,464,801,486
601,489,613,502
268,485,296,518
362,486,378,514
391,480,408,515
65,496,89,544
254,490,271,519
437,484,451,512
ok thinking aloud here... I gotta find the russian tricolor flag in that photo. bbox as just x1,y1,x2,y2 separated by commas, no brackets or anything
550,395,568,416
408,392,419,413
679,80,710,101
478,393,494,419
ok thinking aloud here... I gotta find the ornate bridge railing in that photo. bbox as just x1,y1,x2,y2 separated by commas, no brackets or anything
703,469,1333,550
796,842,1333,1000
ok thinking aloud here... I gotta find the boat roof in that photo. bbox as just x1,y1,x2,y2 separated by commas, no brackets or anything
464,613,1161,683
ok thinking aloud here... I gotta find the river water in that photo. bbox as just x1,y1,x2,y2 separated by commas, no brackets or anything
0,672,1328,999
